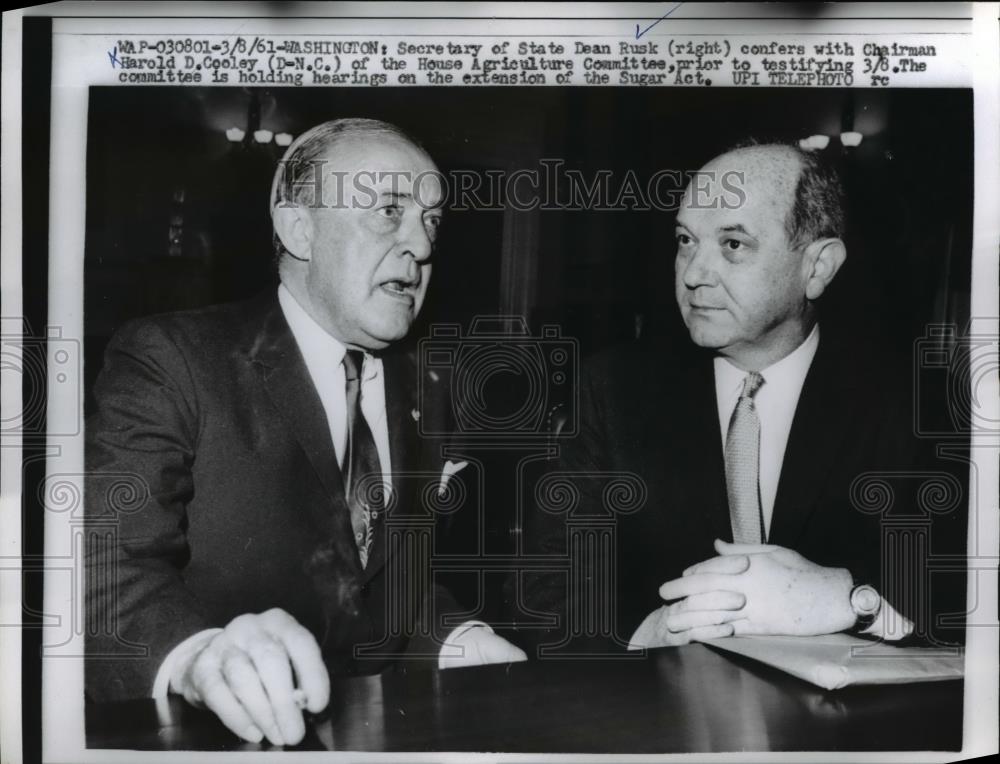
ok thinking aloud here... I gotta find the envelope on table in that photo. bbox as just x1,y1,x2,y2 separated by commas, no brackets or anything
704,633,965,690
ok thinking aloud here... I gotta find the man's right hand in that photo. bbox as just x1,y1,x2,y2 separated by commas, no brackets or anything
169,608,330,746
627,593,743,650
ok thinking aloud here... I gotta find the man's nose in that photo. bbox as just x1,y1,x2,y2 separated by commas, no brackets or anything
398,215,433,262
679,245,716,289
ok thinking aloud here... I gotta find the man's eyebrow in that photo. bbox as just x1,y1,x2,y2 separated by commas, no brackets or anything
718,223,756,237
379,191,443,207
376,188,446,212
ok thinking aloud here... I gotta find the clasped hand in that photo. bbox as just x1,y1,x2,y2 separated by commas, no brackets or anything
628,539,855,650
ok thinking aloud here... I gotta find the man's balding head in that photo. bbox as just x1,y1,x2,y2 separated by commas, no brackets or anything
674,143,847,370
700,143,845,252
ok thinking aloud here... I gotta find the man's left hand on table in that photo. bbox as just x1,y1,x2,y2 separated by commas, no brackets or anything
657,539,857,639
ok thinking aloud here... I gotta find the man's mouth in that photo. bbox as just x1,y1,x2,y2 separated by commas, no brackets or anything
378,279,419,303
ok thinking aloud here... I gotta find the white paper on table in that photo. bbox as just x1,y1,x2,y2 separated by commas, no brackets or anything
703,633,965,690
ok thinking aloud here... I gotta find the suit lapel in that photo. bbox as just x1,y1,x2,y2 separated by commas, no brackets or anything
768,335,860,546
364,348,422,580
383,350,420,502
683,355,733,542
652,350,732,543
245,299,356,548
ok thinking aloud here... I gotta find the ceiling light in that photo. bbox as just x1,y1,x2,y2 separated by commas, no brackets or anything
840,131,863,147
799,135,830,151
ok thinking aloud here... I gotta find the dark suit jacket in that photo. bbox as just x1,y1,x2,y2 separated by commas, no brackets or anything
85,292,463,702
518,329,967,652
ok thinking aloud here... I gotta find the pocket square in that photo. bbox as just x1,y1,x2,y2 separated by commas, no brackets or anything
439,460,469,496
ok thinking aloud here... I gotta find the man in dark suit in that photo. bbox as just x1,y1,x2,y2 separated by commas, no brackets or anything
86,118,524,746
520,143,966,654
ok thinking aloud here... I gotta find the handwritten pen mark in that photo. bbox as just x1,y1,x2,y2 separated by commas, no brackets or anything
635,2,685,40
107,46,120,68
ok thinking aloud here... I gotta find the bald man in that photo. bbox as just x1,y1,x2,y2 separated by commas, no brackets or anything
520,143,966,653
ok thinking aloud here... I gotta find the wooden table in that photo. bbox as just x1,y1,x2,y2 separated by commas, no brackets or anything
86,644,963,752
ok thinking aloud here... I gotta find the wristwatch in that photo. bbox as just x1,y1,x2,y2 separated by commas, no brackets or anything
849,584,882,631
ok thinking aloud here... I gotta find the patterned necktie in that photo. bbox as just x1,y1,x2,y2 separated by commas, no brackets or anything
725,371,766,544
342,350,384,568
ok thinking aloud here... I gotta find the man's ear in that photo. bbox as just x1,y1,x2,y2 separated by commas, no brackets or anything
802,238,846,300
272,203,314,261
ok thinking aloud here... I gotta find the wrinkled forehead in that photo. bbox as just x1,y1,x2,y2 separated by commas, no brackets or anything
297,134,444,210
321,134,436,174
680,148,799,228
332,135,442,206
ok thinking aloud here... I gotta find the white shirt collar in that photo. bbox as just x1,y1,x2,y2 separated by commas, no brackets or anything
278,283,346,366
277,283,378,382
714,323,820,402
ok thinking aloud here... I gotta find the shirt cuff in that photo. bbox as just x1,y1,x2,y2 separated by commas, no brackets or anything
860,597,914,641
151,628,223,699
438,620,493,669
